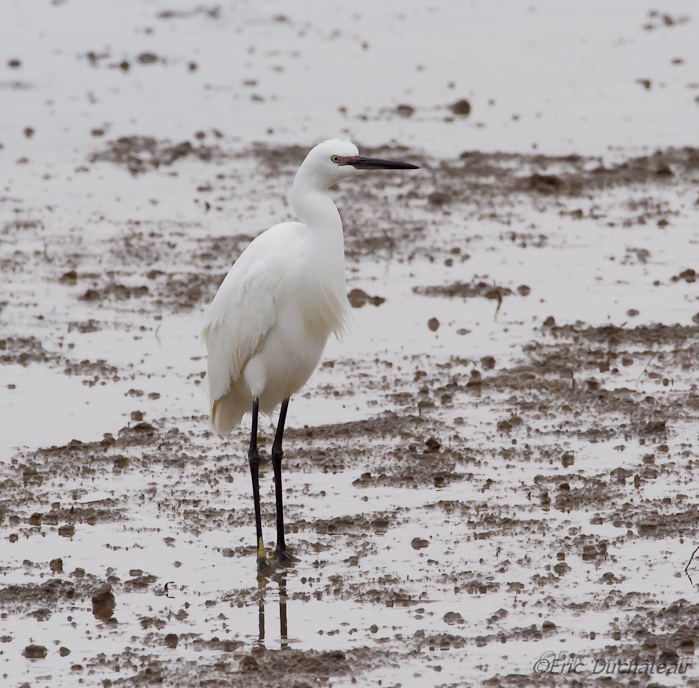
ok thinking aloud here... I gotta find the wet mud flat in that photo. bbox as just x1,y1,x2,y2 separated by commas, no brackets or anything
2,133,699,687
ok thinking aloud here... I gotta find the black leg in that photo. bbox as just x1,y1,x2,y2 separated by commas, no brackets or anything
272,398,298,565
248,398,272,574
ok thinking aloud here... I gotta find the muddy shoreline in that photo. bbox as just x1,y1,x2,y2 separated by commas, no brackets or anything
3,3,699,683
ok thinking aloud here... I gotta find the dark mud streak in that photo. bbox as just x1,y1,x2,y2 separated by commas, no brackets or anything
89,136,227,176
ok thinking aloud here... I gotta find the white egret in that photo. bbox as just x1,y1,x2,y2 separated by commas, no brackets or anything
203,139,419,572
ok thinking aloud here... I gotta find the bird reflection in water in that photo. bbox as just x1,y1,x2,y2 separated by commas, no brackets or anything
255,573,290,652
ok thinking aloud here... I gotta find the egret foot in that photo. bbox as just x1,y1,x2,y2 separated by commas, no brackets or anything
274,549,299,567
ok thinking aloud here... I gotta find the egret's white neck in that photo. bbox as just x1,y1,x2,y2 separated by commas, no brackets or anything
289,171,347,298
290,173,344,246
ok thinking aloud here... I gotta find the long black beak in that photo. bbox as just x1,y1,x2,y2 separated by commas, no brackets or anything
348,156,419,170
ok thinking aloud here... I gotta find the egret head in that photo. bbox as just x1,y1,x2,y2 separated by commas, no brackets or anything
296,139,419,191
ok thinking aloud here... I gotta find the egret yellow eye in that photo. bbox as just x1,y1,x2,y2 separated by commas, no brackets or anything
331,155,340,163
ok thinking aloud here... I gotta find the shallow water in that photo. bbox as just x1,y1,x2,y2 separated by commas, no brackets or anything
2,1,699,687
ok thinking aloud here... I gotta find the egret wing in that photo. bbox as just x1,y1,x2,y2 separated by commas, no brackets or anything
204,264,278,404
203,223,305,422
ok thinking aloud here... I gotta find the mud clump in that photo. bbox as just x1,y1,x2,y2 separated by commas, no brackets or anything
671,268,696,283
92,584,115,621
59,270,78,285
137,52,159,65
411,537,429,550
67,320,101,333
124,573,158,591
443,611,465,625
347,288,386,308
23,644,47,659
450,99,471,116
395,104,415,118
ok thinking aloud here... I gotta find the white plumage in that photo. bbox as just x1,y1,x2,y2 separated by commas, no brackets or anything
204,139,357,432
